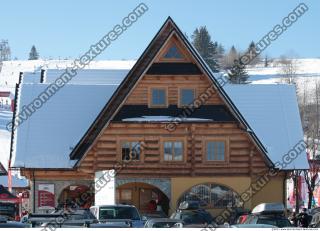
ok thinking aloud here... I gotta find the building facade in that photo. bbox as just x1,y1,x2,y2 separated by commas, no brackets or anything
12,18,308,218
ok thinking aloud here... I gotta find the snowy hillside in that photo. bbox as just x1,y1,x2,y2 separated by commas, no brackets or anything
248,59,320,94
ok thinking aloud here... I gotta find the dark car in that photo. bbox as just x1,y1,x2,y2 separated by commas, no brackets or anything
170,201,217,228
243,214,292,228
0,215,30,228
144,218,184,228
141,211,168,220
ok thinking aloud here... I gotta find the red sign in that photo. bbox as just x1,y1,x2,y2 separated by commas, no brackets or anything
21,191,29,199
38,184,55,209
0,193,9,199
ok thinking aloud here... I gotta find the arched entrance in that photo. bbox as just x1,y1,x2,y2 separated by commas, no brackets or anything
177,182,242,209
58,185,94,209
116,182,170,215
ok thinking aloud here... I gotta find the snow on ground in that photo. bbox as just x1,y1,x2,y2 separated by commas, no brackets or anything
248,58,320,84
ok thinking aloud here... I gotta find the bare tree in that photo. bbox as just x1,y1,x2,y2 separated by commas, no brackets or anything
221,46,238,69
0,40,11,61
304,160,320,209
279,56,299,84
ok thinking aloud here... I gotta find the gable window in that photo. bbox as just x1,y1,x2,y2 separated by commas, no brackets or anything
206,141,225,161
163,44,183,59
121,141,140,161
150,88,167,107
164,141,183,161
180,88,195,107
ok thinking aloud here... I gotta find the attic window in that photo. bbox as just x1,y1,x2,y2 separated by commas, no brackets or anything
163,44,183,59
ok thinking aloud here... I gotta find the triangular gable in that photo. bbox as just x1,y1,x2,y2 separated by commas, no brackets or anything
70,17,273,168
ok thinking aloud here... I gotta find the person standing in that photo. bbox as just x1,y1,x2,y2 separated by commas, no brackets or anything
298,208,309,228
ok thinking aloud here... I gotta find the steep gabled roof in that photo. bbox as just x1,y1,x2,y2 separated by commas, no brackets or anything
69,17,273,168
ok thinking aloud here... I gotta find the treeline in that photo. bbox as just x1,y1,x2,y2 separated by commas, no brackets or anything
190,26,266,84
0,40,39,61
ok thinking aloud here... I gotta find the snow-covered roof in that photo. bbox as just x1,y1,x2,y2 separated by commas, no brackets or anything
0,110,13,171
0,175,28,188
224,84,308,170
12,83,119,168
45,69,129,84
23,72,41,84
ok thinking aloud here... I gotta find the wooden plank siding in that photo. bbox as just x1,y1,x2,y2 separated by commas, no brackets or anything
78,123,268,177
125,75,222,105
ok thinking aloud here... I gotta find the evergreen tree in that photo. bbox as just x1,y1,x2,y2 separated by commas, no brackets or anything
227,59,249,84
247,41,260,65
264,55,269,67
29,45,39,60
191,26,220,72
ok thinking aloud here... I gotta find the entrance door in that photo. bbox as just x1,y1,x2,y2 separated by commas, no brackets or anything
116,182,170,215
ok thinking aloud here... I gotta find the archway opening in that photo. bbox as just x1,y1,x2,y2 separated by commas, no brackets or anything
177,183,242,209
58,185,94,209
117,182,170,215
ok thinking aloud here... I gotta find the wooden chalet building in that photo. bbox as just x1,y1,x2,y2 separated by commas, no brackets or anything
10,18,308,216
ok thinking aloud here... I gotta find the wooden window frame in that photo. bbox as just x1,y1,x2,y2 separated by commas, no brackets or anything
117,139,144,162
203,137,229,164
178,87,196,108
148,87,168,108
160,137,187,163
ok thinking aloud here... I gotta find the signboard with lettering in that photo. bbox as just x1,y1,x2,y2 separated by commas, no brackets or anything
38,184,55,210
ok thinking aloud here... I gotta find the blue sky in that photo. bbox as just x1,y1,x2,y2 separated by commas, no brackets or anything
0,0,319,60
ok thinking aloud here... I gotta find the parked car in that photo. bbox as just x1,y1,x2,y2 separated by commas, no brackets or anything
309,212,320,228
90,204,145,228
0,215,30,228
144,218,184,228
170,201,217,228
27,209,98,228
141,211,167,219
243,203,292,228
231,224,277,228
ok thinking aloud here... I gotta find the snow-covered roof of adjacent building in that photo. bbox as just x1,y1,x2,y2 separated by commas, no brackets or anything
0,175,28,188
11,83,119,168
224,84,308,170
45,69,129,85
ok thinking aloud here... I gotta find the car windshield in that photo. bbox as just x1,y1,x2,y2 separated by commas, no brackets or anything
257,217,292,227
99,207,140,220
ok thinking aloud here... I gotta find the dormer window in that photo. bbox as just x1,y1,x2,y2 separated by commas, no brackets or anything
163,44,183,59
150,88,167,107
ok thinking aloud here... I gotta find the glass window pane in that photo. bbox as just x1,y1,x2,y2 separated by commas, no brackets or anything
181,89,195,106
122,142,131,161
122,142,140,161
174,142,183,161
164,142,173,161
152,89,166,106
121,189,132,200
206,141,225,161
131,142,140,160
164,44,183,59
